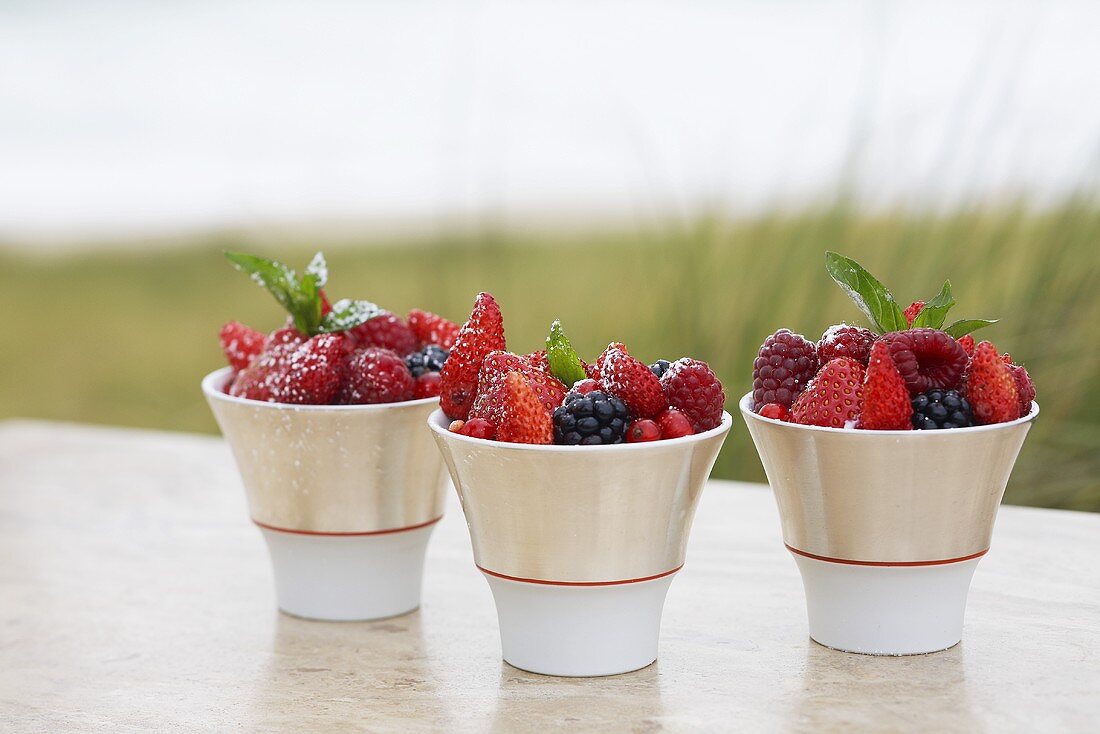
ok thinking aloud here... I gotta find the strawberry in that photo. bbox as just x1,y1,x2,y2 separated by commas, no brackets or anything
957,334,975,357
904,300,925,327
1009,363,1035,417
337,347,415,404
859,341,912,430
407,309,460,349
268,333,348,405
349,311,419,356
440,293,507,420
601,347,668,419
477,372,553,444
524,350,552,375
219,321,266,371
790,358,865,428
659,358,725,432
595,342,628,372
966,341,1020,424
478,351,567,414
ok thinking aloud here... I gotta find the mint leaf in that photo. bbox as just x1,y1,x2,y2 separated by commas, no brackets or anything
944,319,998,339
224,251,299,314
304,252,328,288
912,280,955,329
319,299,383,333
546,320,587,387
824,251,907,333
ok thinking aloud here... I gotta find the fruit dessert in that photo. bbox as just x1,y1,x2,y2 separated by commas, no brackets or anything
440,293,727,444
217,251,459,404
750,252,1036,430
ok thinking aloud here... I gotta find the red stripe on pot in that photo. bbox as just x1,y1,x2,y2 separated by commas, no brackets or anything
785,544,988,567
476,564,683,586
252,515,443,537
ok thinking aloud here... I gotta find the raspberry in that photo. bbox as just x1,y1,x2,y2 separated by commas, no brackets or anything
407,309,460,349
659,358,725,432
478,372,553,444
229,328,306,401
817,324,875,366
627,419,661,442
758,403,788,421
405,345,449,377
911,389,974,430
656,408,693,439
649,360,671,379
957,335,975,357
440,292,507,420
219,321,266,371
879,329,968,395
601,348,668,419
552,390,630,445
790,358,865,428
414,372,442,399
859,341,912,430
478,351,566,414
966,341,1020,424
1009,363,1035,417
337,347,415,404
751,329,819,411
904,301,925,327
268,333,348,405
349,311,419,356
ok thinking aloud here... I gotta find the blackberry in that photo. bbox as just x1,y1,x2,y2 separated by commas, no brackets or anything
405,345,449,377
553,390,631,445
911,389,974,430
649,359,671,378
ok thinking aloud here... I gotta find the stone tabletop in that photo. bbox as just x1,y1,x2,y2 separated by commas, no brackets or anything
1,420,1098,733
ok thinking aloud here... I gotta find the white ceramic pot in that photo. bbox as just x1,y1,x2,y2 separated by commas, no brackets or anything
429,409,732,676
203,367,448,621
740,392,1038,655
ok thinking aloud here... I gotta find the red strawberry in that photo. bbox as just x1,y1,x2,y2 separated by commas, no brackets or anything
966,341,1021,424
268,333,348,405
659,358,725,432
219,321,266,371
790,358,865,428
596,342,628,372
656,408,694,439
524,349,551,375
859,341,912,430
601,348,668,419
337,347,414,404
349,311,419,356
1009,363,1035,417
904,300,925,327
879,329,968,395
407,309,460,349
439,293,507,420
228,328,306,401
478,351,566,414
957,334,975,357
476,372,553,444
817,324,876,366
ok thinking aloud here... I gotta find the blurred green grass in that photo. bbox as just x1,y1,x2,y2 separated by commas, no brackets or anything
2,202,1098,510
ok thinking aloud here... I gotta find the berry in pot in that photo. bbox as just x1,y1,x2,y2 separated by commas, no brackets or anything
911,389,975,430
553,390,631,445
406,344,449,377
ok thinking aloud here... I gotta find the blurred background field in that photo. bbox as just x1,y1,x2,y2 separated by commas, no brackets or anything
2,1,1099,510
3,202,1098,510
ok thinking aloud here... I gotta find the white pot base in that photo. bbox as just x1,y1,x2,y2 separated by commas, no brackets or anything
482,571,675,677
259,522,436,622
792,552,981,655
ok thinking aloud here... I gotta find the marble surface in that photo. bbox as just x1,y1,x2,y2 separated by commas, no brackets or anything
1,420,1098,733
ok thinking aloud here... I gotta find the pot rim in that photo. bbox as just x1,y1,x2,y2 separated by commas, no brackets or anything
738,391,1038,435
201,366,439,413
428,407,732,452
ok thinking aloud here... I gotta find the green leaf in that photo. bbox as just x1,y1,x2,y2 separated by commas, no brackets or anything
224,251,299,315
545,320,588,387
944,319,998,339
824,252,907,333
319,299,384,333
911,280,956,329
304,252,328,288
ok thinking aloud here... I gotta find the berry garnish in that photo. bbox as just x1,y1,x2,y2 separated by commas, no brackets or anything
626,419,661,443
656,408,694,439
758,403,788,421
904,300,925,327
859,341,912,430
966,341,1021,424
337,347,415,405
570,378,602,396
817,324,875,366
349,311,419,357
414,372,442,399
601,347,668,420
405,345,449,377
552,390,630,445
460,417,497,440
649,360,672,378
660,358,725,432
879,329,968,395
493,372,554,444
911,389,974,430
440,292,507,420
407,309,461,349
1008,363,1035,418
219,321,266,372
790,357,865,428
478,351,567,415
752,329,819,411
